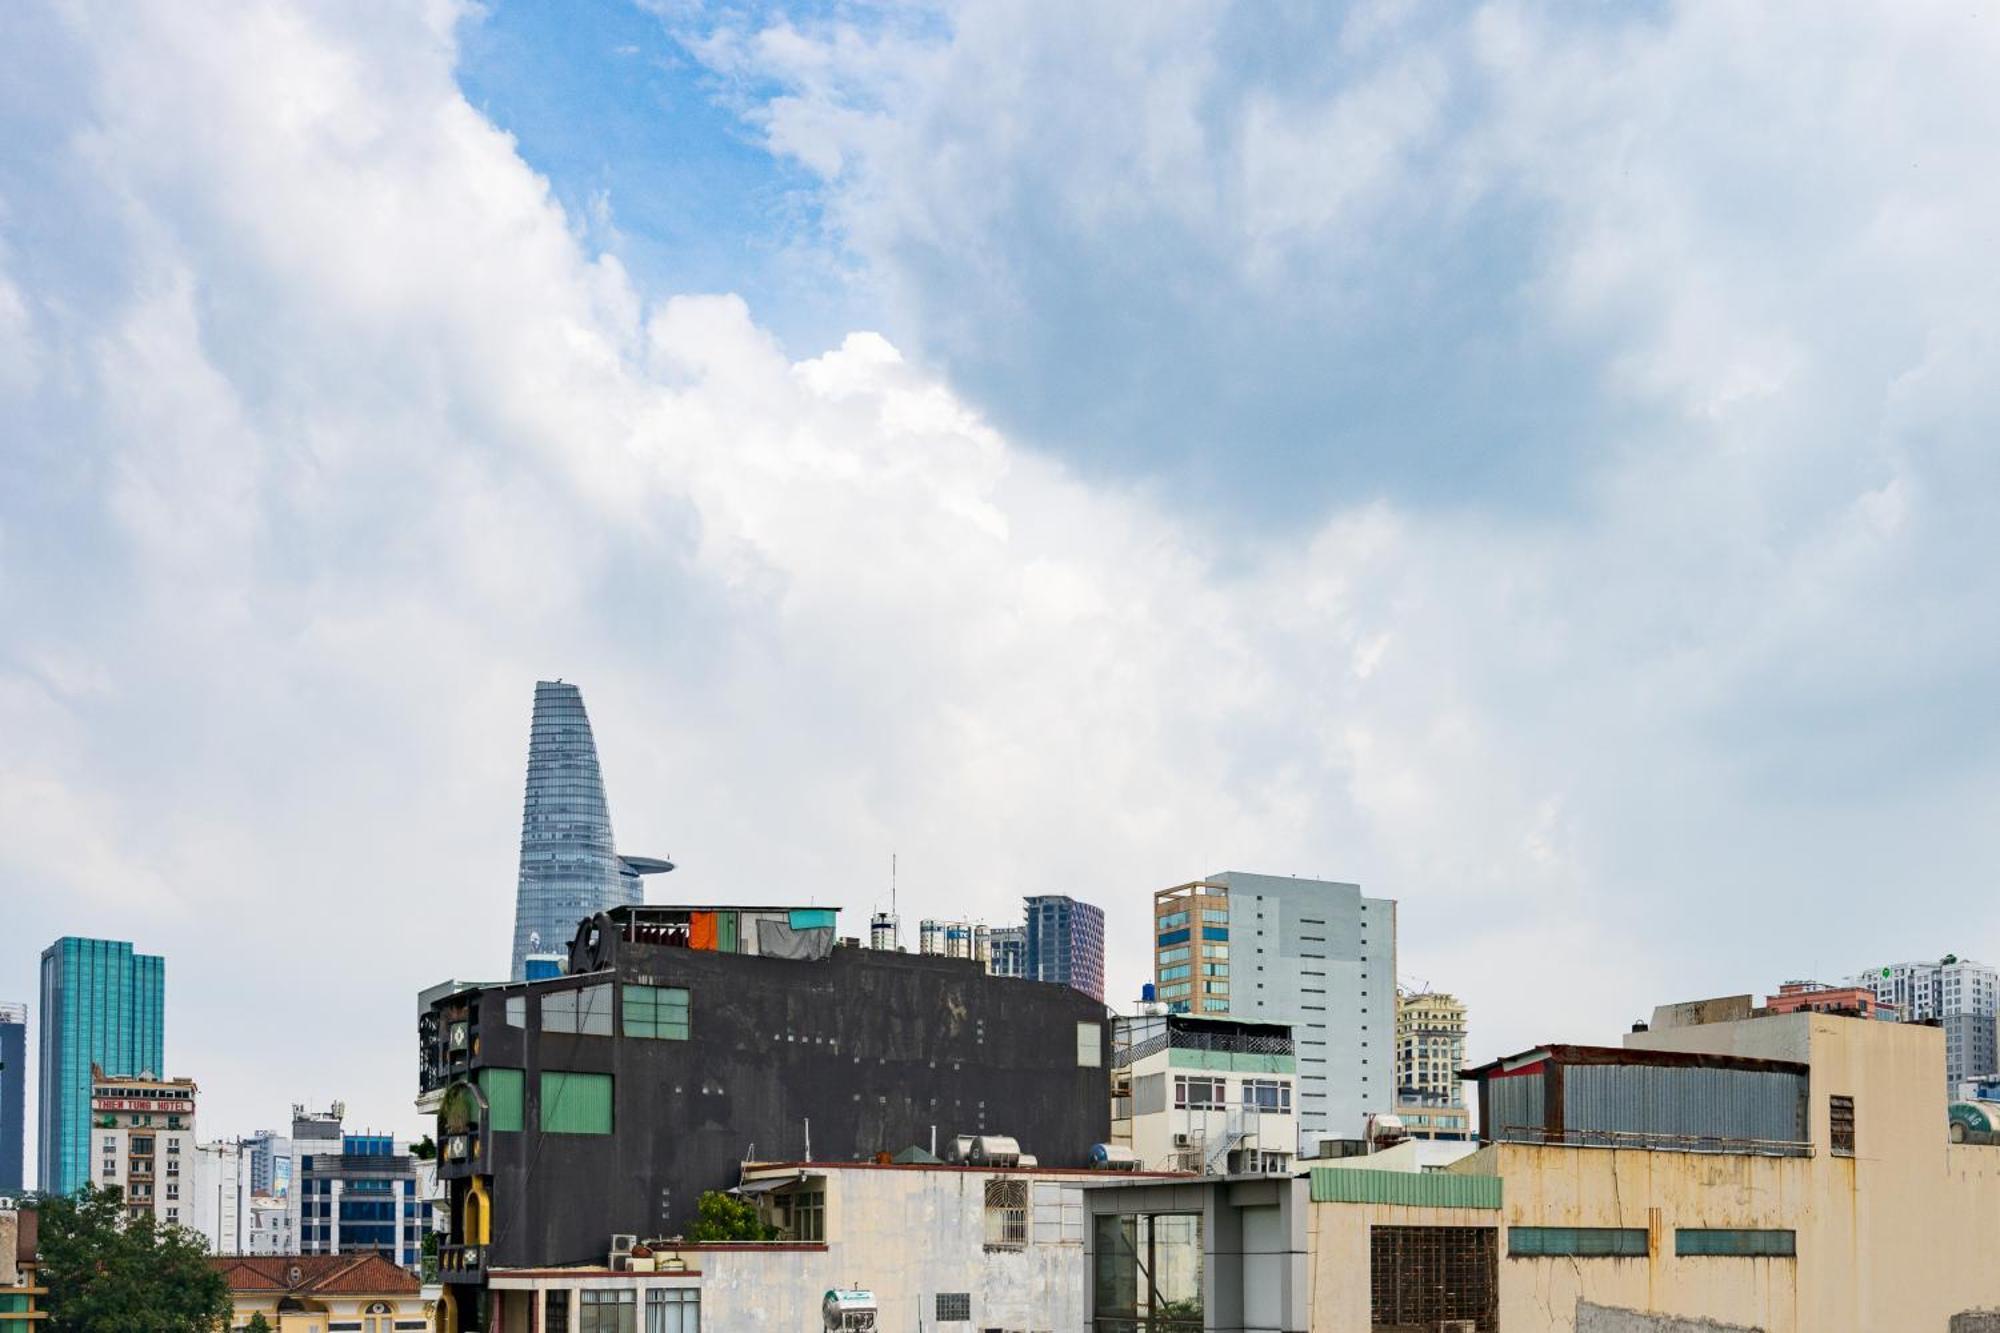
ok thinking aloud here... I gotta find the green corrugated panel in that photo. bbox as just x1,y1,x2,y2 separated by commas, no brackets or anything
480,1068,525,1133
541,1071,614,1135
1168,1048,1229,1071
718,910,739,954
1309,1168,1501,1209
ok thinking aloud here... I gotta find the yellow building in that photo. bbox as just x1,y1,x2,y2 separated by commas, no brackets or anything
1305,1008,2000,1332
209,1254,431,1333
0,1206,43,1326
1394,989,1467,1111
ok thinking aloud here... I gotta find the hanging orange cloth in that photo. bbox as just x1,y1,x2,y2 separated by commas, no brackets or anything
689,910,719,951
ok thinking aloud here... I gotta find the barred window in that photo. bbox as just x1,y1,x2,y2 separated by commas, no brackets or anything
984,1179,1029,1249
1830,1095,1855,1156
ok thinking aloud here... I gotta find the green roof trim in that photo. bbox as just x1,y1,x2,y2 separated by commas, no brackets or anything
1309,1168,1501,1209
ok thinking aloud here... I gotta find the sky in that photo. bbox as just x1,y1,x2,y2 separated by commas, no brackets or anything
4,0,2000,1171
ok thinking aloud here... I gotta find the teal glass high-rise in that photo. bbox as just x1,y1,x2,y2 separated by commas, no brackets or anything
509,681,672,979
37,937,165,1195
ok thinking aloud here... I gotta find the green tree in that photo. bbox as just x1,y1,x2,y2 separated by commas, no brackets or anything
245,1316,274,1333
408,1135,437,1161
683,1189,778,1242
31,1186,233,1333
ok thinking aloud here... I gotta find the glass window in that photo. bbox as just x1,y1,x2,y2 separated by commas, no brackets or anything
1159,965,1191,981
778,1186,825,1242
1157,946,1190,965
545,1292,571,1333
580,1290,636,1333
935,1293,971,1322
1156,911,1190,931
1675,1228,1796,1257
505,996,526,1028
1174,1077,1224,1109
1093,1213,1203,1327
1077,1022,1102,1068
542,984,614,1036
623,986,691,1041
1509,1226,1647,1257
541,1072,614,1135
984,1179,1029,1249
645,1290,699,1333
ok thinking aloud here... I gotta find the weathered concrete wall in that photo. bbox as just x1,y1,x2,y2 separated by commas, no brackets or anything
689,1164,1092,1332
1577,1301,1760,1333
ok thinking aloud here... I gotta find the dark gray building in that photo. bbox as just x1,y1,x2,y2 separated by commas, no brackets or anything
0,1003,23,1195
421,904,1111,1320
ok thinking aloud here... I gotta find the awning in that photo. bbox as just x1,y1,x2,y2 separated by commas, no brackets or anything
733,1172,808,1196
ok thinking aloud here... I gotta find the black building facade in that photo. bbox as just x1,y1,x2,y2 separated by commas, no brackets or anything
421,907,1112,1291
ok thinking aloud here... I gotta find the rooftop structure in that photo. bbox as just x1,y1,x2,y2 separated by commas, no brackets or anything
509,680,673,979
1764,980,1899,1020
1110,1011,1297,1175
209,1253,424,1331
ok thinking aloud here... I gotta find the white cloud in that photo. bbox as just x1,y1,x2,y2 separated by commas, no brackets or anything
4,0,2000,1165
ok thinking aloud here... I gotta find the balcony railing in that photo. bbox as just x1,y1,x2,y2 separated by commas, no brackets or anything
1114,1027,1294,1068
438,1243,486,1283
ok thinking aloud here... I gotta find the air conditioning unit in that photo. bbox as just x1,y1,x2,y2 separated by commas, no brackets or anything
609,1255,632,1272
1172,1133,1193,1149
610,1234,638,1256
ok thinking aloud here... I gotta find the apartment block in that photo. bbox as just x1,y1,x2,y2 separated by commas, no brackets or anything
1154,872,1396,1150
88,1066,197,1226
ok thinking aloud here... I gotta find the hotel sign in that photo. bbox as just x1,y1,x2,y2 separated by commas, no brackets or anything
92,1097,186,1113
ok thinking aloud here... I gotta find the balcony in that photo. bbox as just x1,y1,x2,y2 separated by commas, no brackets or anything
438,1244,486,1283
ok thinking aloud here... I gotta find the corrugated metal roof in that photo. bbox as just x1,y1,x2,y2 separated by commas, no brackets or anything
1308,1168,1501,1209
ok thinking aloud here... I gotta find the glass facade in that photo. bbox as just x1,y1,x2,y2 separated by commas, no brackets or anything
37,938,165,1196
510,681,637,979
0,1002,24,1195
1025,896,1107,1002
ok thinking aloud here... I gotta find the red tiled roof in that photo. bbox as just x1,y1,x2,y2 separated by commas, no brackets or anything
208,1253,420,1297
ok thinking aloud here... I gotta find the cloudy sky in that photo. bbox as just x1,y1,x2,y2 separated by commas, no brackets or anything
5,0,2000,1164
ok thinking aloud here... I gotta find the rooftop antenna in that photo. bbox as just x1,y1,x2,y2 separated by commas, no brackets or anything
892,852,898,919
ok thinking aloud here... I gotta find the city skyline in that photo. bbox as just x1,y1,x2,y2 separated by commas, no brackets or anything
7,0,2000,1179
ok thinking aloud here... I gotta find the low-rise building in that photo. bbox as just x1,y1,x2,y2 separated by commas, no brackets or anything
210,1253,430,1333
1764,979,1898,1020
1110,1011,1297,1175
482,1158,1174,1333
0,1203,43,1327
247,1195,294,1255
1387,1098,1473,1141
189,1138,256,1253
88,1064,197,1226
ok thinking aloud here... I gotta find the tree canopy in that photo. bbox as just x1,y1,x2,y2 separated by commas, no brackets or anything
683,1189,779,1242
30,1186,234,1333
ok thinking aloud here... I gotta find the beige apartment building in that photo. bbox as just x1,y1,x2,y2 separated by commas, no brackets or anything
1312,1009,2000,1332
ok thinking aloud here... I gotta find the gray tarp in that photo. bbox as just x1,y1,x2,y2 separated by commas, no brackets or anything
755,919,835,961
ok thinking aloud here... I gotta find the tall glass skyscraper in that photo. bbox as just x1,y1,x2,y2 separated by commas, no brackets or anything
509,681,671,979
0,1001,25,1195
37,938,165,1195
1024,895,1106,1002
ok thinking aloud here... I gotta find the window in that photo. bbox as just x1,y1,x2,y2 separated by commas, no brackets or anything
1830,1095,1855,1156
541,1071,615,1135
542,984,614,1036
1156,911,1190,931
580,1290,636,1333
1509,1227,1647,1257
1675,1228,1796,1257
545,1291,571,1333
1241,1079,1291,1112
780,1186,826,1242
481,1068,526,1133
1174,1077,1224,1109
935,1292,971,1322
504,995,526,1028
1076,1022,1102,1068
1371,1226,1497,1331
984,1179,1029,1249
646,1289,699,1333
622,986,690,1041
1032,1180,1086,1245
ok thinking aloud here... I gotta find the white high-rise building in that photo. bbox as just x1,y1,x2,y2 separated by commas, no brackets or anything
1853,956,1999,1090
87,1066,197,1227
187,1139,255,1253
1154,872,1396,1154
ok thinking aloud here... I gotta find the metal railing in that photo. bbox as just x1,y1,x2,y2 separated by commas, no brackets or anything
1497,1126,1811,1157
1114,1028,1294,1068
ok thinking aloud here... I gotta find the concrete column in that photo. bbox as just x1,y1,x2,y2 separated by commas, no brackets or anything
330,1179,344,1254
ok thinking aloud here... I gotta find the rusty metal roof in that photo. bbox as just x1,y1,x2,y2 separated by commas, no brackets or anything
1462,1043,1808,1080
